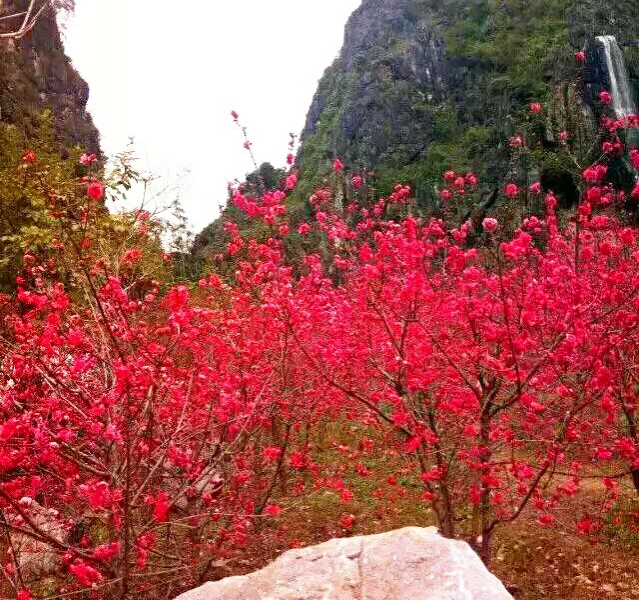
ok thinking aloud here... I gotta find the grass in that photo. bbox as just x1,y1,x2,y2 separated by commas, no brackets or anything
605,498,639,550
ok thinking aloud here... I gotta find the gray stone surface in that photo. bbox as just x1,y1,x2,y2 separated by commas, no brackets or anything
174,526,514,600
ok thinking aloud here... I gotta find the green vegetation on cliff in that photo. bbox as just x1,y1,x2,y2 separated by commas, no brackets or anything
297,0,637,198
192,0,639,266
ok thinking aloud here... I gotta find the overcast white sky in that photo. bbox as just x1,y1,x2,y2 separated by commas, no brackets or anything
63,0,361,229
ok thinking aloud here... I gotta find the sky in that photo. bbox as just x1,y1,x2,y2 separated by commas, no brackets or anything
63,0,361,229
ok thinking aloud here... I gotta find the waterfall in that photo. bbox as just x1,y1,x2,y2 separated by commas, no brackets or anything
596,35,638,119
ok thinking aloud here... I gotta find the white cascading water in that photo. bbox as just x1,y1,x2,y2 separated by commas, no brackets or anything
596,35,638,119
597,35,639,186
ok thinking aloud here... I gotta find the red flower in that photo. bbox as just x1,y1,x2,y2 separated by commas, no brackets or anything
22,149,37,163
231,110,239,120
93,542,120,561
405,436,421,452
482,217,498,233
463,424,480,436
17,590,32,600
530,102,542,115
505,183,519,197
298,222,310,235
289,452,306,469
79,153,97,166
69,561,103,586
340,488,353,502
144,492,171,522
264,504,282,516
575,51,586,63
87,182,104,201
354,462,370,477
529,181,542,195
453,176,466,191
286,173,298,190
537,513,555,526
333,158,344,172
576,516,597,535
583,164,607,183
339,513,355,529
154,493,170,522
600,91,612,106
79,480,112,511
263,446,282,462
586,186,603,204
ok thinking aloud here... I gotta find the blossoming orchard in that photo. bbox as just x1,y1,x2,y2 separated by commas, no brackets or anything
2,57,639,600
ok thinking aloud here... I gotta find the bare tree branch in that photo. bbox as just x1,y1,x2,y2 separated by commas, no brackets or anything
0,0,50,40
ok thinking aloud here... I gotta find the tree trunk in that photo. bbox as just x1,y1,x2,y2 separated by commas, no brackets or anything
631,466,639,494
477,528,493,566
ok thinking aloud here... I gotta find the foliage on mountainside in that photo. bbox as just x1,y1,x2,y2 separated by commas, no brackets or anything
0,116,172,293
192,0,639,269
297,0,637,197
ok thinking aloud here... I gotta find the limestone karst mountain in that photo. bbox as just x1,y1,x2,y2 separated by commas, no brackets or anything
295,0,638,200
192,0,638,263
0,0,100,154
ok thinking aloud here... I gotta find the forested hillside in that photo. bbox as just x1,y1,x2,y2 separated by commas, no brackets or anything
193,0,639,263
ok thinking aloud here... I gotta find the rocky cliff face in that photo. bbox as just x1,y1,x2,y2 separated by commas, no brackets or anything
0,0,100,154
300,0,444,173
192,0,638,264
297,0,638,202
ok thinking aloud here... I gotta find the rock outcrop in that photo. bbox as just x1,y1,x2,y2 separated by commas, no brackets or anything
191,0,639,265
0,0,100,153
174,527,514,600
297,0,639,197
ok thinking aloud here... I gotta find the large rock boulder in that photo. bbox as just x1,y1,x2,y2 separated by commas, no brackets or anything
174,526,514,600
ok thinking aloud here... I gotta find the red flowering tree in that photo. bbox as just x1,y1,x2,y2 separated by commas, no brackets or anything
222,105,639,565
1,95,639,598
0,153,323,598
283,193,639,562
